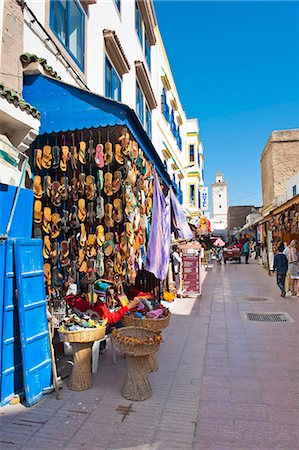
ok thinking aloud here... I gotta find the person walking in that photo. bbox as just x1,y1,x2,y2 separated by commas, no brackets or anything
243,240,250,264
283,240,299,296
273,243,288,297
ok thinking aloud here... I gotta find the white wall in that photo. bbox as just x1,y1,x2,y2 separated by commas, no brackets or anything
286,171,299,199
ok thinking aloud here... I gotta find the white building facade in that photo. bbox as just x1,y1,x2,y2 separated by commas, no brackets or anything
211,172,228,234
21,0,204,207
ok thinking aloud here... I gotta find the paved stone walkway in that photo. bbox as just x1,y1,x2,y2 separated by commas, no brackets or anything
1,259,299,449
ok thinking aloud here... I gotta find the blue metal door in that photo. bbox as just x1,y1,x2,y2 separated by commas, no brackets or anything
14,238,52,407
0,240,23,405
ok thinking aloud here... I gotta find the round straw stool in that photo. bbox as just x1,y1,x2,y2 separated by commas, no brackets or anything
59,327,106,391
122,313,171,372
112,327,162,401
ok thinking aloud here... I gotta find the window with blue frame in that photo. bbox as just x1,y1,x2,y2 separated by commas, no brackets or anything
190,184,195,207
189,144,195,162
114,0,121,12
50,0,85,70
136,82,144,124
145,31,151,71
145,104,152,139
105,57,121,101
161,88,169,122
135,1,143,45
292,185,297,197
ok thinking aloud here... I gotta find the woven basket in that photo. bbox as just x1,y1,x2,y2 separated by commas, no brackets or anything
123,312,171,332
113,327,161,356
59,326,106,343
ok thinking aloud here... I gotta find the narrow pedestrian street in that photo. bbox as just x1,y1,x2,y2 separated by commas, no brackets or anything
0,260,299,450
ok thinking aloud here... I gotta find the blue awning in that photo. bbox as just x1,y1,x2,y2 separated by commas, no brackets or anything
23,74,172,187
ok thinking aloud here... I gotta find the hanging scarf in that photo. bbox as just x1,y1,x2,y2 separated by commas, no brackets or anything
145,170,171,280
170,188,193,240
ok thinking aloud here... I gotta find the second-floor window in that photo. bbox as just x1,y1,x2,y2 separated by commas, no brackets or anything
114,0,121,12
136,81,144,124
145,104,152,139
50,0,85,70
190,184,195,207
292,185,297,197
189,144,195,162
145,31,151,71
105,57,121,101
135,1,143,45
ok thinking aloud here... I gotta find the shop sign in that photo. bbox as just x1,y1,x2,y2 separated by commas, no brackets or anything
182,255,201,294
200,187,209,211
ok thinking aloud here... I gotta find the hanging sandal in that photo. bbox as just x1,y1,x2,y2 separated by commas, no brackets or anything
34,148,42,171
51,241,60,266
43,236,52,259
125,222,134,246
86,175,96,201
87,138,95,163
61,209,69,235
34,200,43,224
33,175,43,199
87,202,96,226
104,203,114,228
97,248,105,277
71,177,79,202
51,181,61,207
86,234,97,258
41,145,52,169
104,172,113,196
60,176,69,202
103,232,115,257
115,144,124,164
44,263,52,288
119,128,130,150
96,225,105,246
112,171,122,193
52,145,61,170
60,145,70,172
120,233,128,257
145,160,153,178
97,170,104,192
78,173,86,196
95,143,104,168
70,235,79,259
104,141,113,165
79,141,86,165
113,198,123,223
79,249,87,273
43,175,52,198
96,196,105,220
70,145,78,170
78,198,87,222
51,212,61,239
79,223,87,247
70,205,80,229
42,207,52,234
60,240,70,267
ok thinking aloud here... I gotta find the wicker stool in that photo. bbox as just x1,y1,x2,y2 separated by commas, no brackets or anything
59,327,106,392
113,327,161,401
69,342,93,391
122,314,170,373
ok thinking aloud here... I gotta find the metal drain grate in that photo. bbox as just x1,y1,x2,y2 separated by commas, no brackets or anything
243,297,269,302
242,312,294,323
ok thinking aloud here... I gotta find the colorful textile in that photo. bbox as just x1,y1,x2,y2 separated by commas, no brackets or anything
170,189,193,240
65,295,128,324
145,170,171,280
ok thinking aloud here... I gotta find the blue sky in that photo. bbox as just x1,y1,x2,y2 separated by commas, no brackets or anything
154,1,299,208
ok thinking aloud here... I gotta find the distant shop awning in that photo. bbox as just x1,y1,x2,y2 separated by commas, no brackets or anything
23,73,171,187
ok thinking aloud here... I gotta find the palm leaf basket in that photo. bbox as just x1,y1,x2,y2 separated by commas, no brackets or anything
112,327,162,356
59,326,106,343
122,311,171,332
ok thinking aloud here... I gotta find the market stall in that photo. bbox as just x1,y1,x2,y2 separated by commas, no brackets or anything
23,72,193,398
